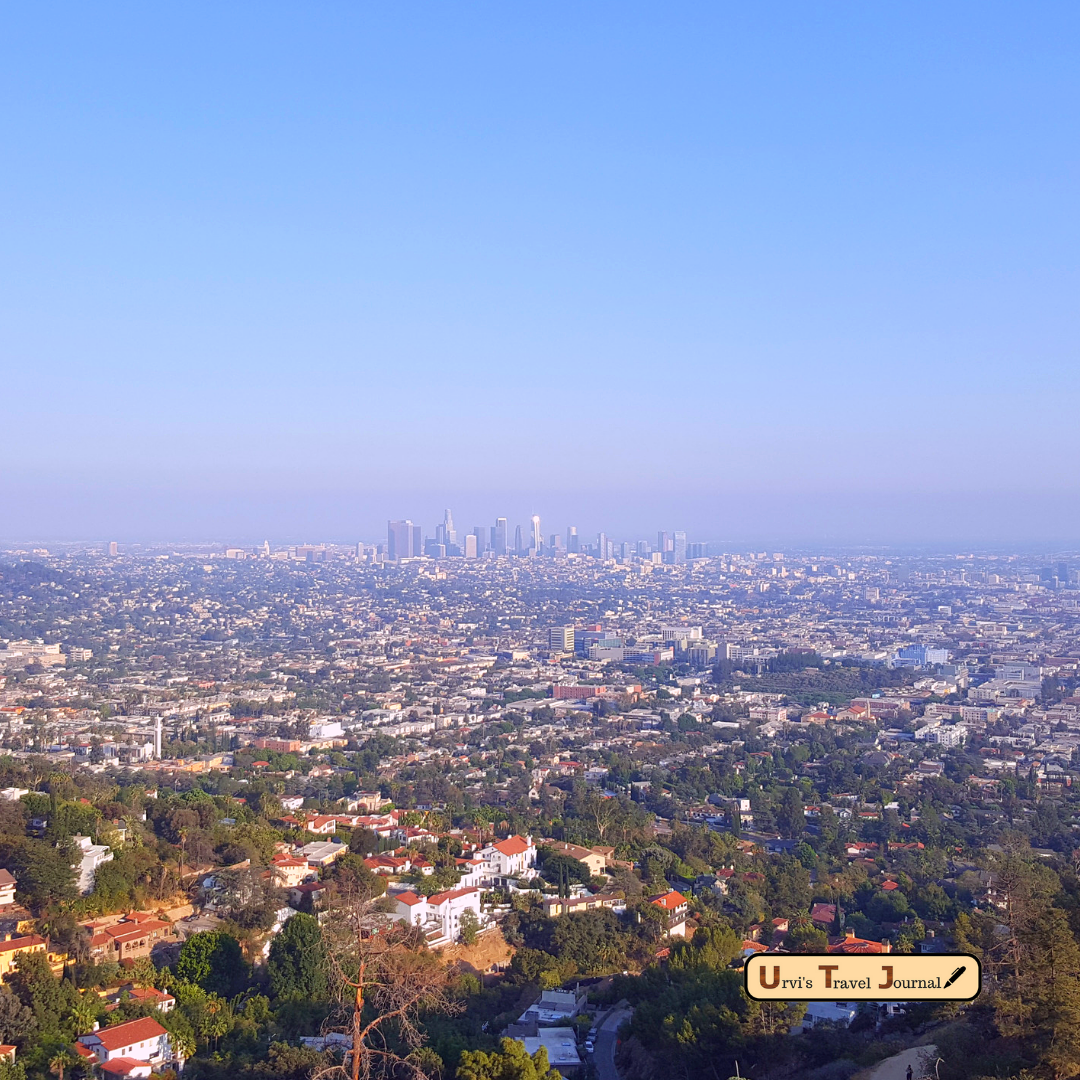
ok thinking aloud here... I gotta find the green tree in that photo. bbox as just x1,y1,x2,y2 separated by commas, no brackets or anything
175,930,248,997
459,909,480,946
0,989,34,1045
784,923,828,953
267,914,328,1001
776,787,804,839
457,1038,561,1080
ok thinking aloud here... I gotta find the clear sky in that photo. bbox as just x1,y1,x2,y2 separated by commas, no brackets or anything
3,3,1079,545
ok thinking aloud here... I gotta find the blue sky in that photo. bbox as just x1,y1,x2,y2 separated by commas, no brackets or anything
2,3,1079,544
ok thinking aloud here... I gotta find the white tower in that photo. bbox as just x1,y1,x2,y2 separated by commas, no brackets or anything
531,515,542,554
154,717,162,759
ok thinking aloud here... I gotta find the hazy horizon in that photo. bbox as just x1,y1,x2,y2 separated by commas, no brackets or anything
3,3,1080,543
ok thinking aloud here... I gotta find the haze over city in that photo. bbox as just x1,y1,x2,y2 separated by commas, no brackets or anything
4,3,1080,543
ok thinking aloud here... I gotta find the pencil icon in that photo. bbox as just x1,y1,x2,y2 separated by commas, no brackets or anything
943,966,966,989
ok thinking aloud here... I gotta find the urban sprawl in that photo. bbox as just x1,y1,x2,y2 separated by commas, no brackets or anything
0,521,1077,1080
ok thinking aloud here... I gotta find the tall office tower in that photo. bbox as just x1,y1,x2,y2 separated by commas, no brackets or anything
472,526,486,555
566,525,579,553
549,625,575,653
494,517,508,555
412,525,422,557
514,524,524,555
443,509,457,545
108,541,118,556
657,531,668,554
620,541,630,560
387,520,414,560
597,532,608,559
464,534,478,558
550,533,563,553
674,531,687,564
531,515,542,554
636,539,650,556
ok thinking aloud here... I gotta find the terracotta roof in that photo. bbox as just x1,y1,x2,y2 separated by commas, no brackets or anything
0,935,44,955
100,1059,151,1076
394,891,424,907
492,835,531,856
649,890,687,911
87,1017,167,1052
427,887,480,906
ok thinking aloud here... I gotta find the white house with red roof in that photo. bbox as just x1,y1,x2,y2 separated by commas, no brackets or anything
392,887,482,946
477,835,537,885
649,890,690,937
77,1016,181,1073
454,857,485,888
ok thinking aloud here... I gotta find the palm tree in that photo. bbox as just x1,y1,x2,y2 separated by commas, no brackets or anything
70,991,99,1035
49,1049,75,1080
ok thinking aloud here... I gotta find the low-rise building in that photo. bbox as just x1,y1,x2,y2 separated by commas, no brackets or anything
77,1016,181,1073
392,887,482,946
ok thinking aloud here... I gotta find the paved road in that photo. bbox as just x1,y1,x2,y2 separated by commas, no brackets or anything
863,1045,938,1080
594,1007,632,1080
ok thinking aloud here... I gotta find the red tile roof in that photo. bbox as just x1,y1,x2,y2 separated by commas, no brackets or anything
89,1016,167,1052
649,890,687,911
100,1058,151,1076
493,835,531,856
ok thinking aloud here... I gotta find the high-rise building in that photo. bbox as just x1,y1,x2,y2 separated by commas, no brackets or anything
108,541,118,556
472,526,486,555
443,509,457,546
674,531,687,564
566,526,579,553
636,539,650,556
494,517,508,556
464,534,478,558
514,524,524,555
658,531,674,554
549,626,575,653
387,520,416,560
550,533,563,553
531,515,542,554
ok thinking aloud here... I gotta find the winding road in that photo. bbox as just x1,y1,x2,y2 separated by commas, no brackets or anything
594,1006,632,1080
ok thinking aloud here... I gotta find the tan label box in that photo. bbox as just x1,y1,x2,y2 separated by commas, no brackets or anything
744,953,980,1001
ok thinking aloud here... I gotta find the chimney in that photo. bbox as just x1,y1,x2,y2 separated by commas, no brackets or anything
845,929,855,939
881,939,891,954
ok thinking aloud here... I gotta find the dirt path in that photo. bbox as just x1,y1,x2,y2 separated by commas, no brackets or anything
862,1044,938,1080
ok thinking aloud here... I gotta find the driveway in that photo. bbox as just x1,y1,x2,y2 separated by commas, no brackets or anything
594,1006,632,1080
862,1045,939,1080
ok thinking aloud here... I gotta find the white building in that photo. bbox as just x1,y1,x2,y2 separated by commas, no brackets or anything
77,1016,181,1072
516,1028,581,1076
72,836,114,895
392,887,482,946
477,835,537,885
